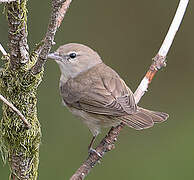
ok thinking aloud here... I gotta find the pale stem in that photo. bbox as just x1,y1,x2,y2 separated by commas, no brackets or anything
134,0,189,104
159,0,189,57
0,43,7,56
134,77,149,104
0,0,16,3
69,0,190,179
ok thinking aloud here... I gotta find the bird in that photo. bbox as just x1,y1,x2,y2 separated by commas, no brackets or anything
48,43,169,152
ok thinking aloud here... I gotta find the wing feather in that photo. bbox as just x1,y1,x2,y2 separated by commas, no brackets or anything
61,63,137,116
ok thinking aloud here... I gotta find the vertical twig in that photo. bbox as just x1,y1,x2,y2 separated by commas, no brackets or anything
158,0,189,57
30,0,72,75
134,0,189,103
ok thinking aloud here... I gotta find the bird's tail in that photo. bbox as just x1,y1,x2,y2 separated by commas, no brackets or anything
120,107,169,130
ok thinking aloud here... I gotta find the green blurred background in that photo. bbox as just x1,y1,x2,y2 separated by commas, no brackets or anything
0,0,194,179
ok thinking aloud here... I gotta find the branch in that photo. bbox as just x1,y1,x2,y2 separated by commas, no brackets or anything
134,0,189,103
0,1,73,180
6,0,29,69
1,1,40,179
0,11,30,129
0,0,16,3
0,43,8,56
0,94,31,128
30,0,72,75
70,0,189,179
158,0,189,57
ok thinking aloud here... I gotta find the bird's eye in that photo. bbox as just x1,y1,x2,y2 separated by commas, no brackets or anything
69,52,77,59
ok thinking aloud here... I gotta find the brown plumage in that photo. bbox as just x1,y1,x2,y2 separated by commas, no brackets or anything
48,43,169,148
60,62,168,133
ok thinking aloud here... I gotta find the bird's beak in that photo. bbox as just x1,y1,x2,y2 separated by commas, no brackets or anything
48,52,64,62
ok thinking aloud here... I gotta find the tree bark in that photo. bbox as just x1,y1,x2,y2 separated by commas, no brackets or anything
0,0,72,179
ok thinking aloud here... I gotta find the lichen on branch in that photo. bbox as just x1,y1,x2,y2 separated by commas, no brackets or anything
0,57,43,179
0,0,73,179
0,0,43,179
5,0,29,69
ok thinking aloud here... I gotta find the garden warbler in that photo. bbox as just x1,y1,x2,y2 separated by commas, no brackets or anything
48,43,169,151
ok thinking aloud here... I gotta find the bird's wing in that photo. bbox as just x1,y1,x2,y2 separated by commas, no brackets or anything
61,63,137,116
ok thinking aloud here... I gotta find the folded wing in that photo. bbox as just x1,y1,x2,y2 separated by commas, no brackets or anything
61,63,137,116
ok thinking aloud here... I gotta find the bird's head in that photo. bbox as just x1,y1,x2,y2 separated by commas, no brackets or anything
48,43,102,79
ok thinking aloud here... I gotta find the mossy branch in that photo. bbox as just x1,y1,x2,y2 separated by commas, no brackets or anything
0,0,73,179
0,60,43,179
5,0,29,69
0,0,42,179
1,0,41,179
0,94,31,129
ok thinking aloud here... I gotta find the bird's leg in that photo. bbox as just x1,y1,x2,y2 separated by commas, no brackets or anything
88,135,96,151
88,135,102,158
